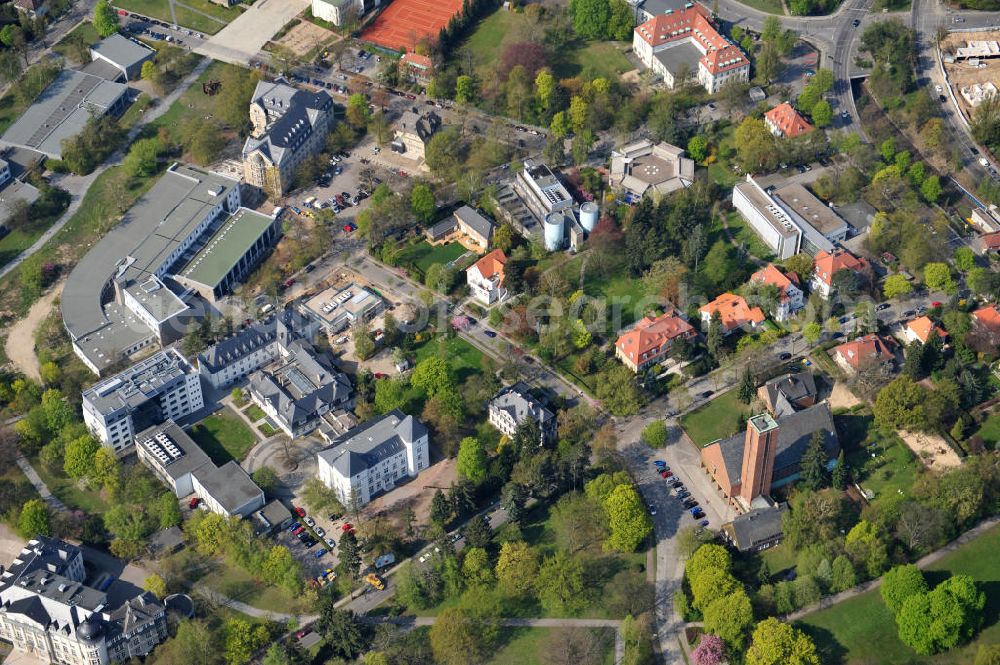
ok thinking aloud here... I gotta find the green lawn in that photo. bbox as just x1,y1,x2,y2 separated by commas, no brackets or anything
114,0,242,34
176,551,310,614
188,412,257,465
30,457,110,515
558,254,657,328
397,241,470,276
556,41,633,80
413,334,485,384
52,22,100,62
797,524,1000,665
462,9,522,70
972,411,1000,448
723,211,775,262
836,411,920,501
760,544,797,574
680,390,751,447
736,0,785,13
243,404,266,422
489,628,615,665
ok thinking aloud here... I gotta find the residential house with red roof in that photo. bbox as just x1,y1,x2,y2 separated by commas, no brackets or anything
632,5,750,94
466,249,507,305
400,53,434,85
972,231,1000,256
903,316,947,345
831,334,897,375
750,264,804,322
764,103,815,139
699,293,766,335
615,310,696,373
811,249,870,299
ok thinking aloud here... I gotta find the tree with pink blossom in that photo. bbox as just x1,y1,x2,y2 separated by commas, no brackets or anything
692,634,727,665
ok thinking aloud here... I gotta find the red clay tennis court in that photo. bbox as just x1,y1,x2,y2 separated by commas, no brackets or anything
361,0,464,52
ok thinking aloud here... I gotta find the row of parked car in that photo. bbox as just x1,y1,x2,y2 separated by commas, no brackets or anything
288,505,350,559
653,460,709,527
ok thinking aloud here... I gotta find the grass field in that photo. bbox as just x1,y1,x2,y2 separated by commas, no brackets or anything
188,412,256,465
972,411,1000,448
556,41,632,80
205,562,310,614
679,390,750,447
114,0,241,34
797,524,1000,665
488,627,615,665
52,22,101,62
243,404,266,422
738,0,785,13
760,543,797,574
397,241,470,275
413,334,485,384
722,211,775,262
30,457,110,515
557,254,657,329
836,411,920,501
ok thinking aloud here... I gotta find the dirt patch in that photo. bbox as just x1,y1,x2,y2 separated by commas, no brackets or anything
898,430,963,469
361,457,457,526
828,382,862,410
942,31,1000,123
0,522,25,566
4,280,64,381
274,19,336,57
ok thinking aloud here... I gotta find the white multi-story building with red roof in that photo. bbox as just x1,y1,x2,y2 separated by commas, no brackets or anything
632,5,749,93
615,310,696,373
764,102,815,139
750,264,804,322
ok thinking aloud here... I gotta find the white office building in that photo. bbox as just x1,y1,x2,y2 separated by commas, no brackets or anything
316,410,429,508
82,349,204,454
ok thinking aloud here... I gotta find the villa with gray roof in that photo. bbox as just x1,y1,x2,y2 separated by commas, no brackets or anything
136,421,264,518
242,79,334,196
197,307,313,389
82,348,204,454
89,33,155,81
0,536,168,665
61,164,280,375
392,110,441,163
248,336,353,439
0,69,128,159
488,381,556,444
316,410,429,508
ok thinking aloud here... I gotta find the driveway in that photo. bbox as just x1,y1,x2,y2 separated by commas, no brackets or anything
195,0,310,65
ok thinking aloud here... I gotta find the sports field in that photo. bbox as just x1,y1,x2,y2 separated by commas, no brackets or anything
360,0,463,52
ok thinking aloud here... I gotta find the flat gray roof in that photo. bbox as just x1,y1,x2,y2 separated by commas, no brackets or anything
82,348,194,416
91,33,155,70
62,164,237,368
194,461,263,513
81,58,125,82
774,183,848,237
734,179,800,240
1,69,127,158
0,179,39,224
136,421,212,482
653,41,704,77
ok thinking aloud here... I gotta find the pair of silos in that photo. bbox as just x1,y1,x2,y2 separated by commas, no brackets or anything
543,201,599,251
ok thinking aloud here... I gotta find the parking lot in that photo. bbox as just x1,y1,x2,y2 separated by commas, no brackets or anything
277,506,343,580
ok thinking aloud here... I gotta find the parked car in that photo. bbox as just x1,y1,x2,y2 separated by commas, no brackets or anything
342,523,354,532
289,522,300,532
315,527,326,537
648,504,657,516
294,527,306,536
876,303,891,311
677,490,691,499
692,510,705,519
700,390,714,399
484,330,497,338
325,537,336,548
314,548,326,558
653,460,666,468
699,519,710,527
660,470,673,478
188,497,201,509
305,517,316,527
683,500,700,509
296,629,311,639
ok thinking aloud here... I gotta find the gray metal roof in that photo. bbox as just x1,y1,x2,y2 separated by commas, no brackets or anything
0,179,39,224
725,503,788,550
318,409,426,478
62,164,238,371
489,381,555,426
653,41,704,77
82,349,196,417
192,461,263,514
80,58,125,82
454,205,495,241
90,33,155,71
135,421,213,482
0,69,127,158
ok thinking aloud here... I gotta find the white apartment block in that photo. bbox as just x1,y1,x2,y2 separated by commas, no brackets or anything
316,410,429,508
82,349,204,454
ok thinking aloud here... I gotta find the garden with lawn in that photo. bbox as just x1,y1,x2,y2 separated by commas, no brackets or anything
396,241,470,277
188,411,257,465
488,627,615,665
413,334,485,384
796,524,1000,665
679,389,751,447
971,410,1000,449
836,408,921,501
114,0,242,34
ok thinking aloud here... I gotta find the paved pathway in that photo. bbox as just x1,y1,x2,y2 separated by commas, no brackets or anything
785,515,1000,621
201,588,319,623
0,57,213,281
15,456,67,513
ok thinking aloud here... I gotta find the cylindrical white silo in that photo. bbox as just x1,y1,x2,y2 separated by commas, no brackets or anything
544,212,565,251
579,202,599,233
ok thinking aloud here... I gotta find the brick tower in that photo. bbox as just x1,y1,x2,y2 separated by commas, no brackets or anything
739,413,779,506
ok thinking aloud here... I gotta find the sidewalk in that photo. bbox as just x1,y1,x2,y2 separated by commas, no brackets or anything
16,457,67,513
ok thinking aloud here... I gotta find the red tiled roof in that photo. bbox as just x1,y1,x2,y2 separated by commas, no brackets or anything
400,53,433,70
751,264,798,302
973,305,1000,333
764,102,815,139
470,249,506,284
978,232,1000,251
905,316,947,344
616,311,695,359
833,334,895,371
699,293,766,331
634,6,748,75
813,249,869,287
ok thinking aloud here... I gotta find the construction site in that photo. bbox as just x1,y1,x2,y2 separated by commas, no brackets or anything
942,30,1000,121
